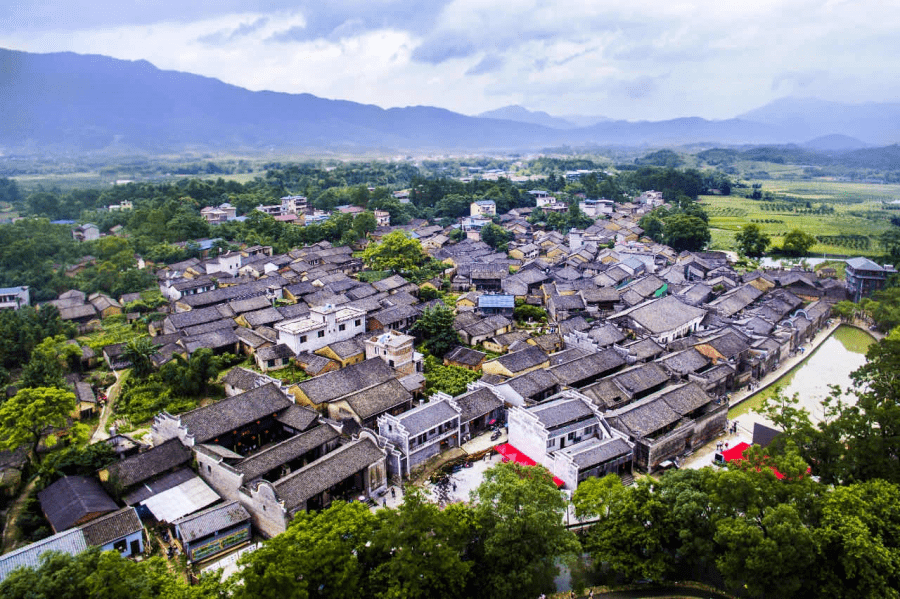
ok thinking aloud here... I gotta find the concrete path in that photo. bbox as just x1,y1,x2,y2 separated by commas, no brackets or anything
90,370,123,443
682,318,862,469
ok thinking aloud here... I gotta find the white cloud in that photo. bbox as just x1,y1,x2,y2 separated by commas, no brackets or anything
2,0,900,121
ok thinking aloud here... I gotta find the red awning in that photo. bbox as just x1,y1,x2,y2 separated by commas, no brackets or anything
495,443,565,487
722,442,752,463
721,441,806,480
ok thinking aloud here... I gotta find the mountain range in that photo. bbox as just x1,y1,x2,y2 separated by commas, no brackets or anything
1,47,899,155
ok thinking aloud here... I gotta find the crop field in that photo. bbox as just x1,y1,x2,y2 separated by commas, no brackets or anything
701,180,900,256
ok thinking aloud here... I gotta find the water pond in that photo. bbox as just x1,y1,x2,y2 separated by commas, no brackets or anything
729,325,876,425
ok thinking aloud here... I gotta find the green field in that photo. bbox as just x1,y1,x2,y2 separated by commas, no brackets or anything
701,179,900,256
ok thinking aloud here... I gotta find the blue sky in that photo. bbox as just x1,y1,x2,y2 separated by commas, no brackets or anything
3,0,899,120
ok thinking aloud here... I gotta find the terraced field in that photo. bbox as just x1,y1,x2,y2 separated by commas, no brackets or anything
701,180,900,256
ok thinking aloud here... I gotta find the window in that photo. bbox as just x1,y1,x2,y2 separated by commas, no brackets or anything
339,324,346,331
268,359,275,367
300,335,307,343
568,432,576,441
389,359,395,368
355,319,361,327
318,330,325,338
547,438,555,448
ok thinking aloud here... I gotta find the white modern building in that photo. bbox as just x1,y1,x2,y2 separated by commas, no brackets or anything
276,304,367,355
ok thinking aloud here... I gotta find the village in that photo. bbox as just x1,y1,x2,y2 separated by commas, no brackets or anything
1,186,884,581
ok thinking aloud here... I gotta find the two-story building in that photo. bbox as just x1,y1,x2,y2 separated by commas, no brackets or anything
845,257,896,302
470,199,497,217
378,395,462,477
364,330,423,376
276,304,367,355
506,390,634,489
0,286,29,310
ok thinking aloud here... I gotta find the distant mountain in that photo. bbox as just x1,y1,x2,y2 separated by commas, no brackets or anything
803,134,870,152
477,105,578,129
0,48,565,154
2,48,899,156
739,97,900,146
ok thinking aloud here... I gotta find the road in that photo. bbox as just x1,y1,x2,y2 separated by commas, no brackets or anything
90,369,123,443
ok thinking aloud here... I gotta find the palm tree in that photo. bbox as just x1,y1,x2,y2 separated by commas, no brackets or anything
123,336,159,379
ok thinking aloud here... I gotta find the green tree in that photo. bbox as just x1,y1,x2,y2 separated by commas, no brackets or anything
352,211,378,239
367,491,472,599
638,213,665,243
20,335,77,388
123,336,159,379
812,479,900,599
480,223,512,252
159,348,221,398
663,213,710,252
237,500,377,599
0,386,75,464
0,547,191,599
781,228,817,256
362,231,426,273
513,302,547,323
735,223,770,257
576,477,675,582
410,305,460,358
472,462,579,599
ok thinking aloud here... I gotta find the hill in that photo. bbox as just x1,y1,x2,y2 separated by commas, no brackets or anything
3,48,900,155
476,105,578,129
739,97,900,146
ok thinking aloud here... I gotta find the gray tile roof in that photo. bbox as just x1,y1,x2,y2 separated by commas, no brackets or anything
565,437,633,469
242,307,284,328
38,476,118,532
0,529,87,582
342,379,412,421
174,500,250,542
489,345,548,374
625,295,706,334
455,387,503,423
506,369,560,399
122,467,197,506
444,346,486,367
105,438,193,489
274,438,384,510
296,359,394,405
529,396,596,430
257,343,294,361
397,400,460,436
548,349,626,386
236,424,340,481
222,367,278,392
274,404,319,432
80,507,142,547
179,383,292,443
658,348,711,376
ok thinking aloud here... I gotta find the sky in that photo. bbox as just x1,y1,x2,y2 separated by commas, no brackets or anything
3,0,900,121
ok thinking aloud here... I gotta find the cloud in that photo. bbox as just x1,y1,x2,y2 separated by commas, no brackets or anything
465,54,504,76
411,34,477,63
607,74,668,101
198,17,268,45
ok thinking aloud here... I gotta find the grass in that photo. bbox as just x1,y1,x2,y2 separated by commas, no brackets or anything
701,180,900,256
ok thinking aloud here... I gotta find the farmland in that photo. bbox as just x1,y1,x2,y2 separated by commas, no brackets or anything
700,179,900,257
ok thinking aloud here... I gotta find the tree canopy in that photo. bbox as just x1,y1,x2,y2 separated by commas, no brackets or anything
781,228,818,256
362,231,426,274
735,223,770,257
0,386,75,464
410,304,460,358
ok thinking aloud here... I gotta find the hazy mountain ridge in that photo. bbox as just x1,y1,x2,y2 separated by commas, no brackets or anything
1,48,898,155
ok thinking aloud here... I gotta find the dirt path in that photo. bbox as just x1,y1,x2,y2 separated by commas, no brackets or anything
1,476,38,554
91,370,124,443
